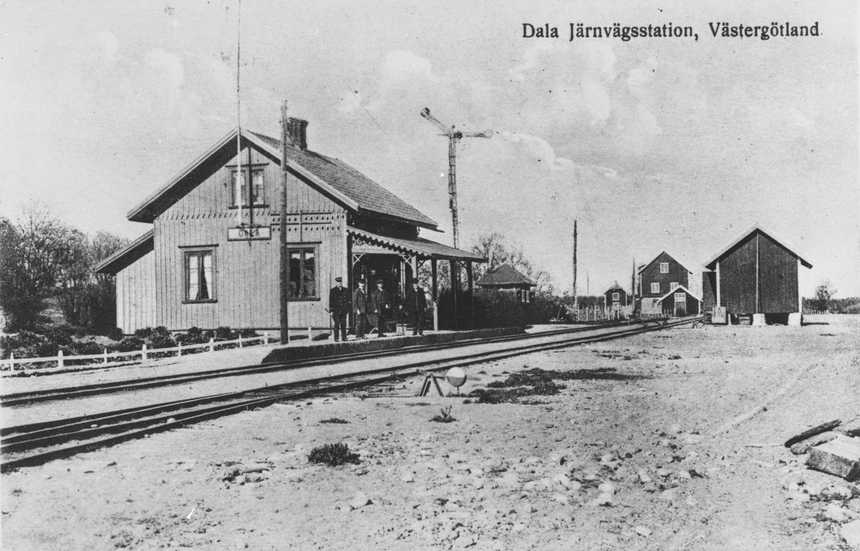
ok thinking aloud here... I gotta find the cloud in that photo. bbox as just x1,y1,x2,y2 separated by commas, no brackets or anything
500,131,575,171
382,50,435,83
508,41,556,81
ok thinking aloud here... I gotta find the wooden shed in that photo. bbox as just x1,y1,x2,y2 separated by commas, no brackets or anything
655,285,701,317
475,264,536,302
96,121,484,334
701,224,812,326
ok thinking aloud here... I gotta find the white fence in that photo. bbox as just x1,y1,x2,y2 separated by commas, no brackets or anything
2,334,274,372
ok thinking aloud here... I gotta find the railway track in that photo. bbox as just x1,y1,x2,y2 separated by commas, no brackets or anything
0,318,696,473
0,319,646,407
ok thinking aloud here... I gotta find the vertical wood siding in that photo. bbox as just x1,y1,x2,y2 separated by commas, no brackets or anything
639,252,690,298
719,233,757,313
152,144,347,331
759,232,799,313
702,271,717,312
117,249,156,333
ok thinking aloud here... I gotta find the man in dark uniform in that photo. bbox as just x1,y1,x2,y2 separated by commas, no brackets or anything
352,279,368,339
328,277,351,341
367,279,390,337
401,280,427,335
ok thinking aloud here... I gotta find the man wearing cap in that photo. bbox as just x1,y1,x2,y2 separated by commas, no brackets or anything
367,279,391,337
328,277,351,342
352,279,369,339
401,280,427,335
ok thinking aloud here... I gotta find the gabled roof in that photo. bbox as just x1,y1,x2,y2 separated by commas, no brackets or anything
348,227,485,262
656,284,701,303
94,230,154,274
637,251,692,275
605,281,626,294
702,223,812,270
126,127,438,230
475,264,535,287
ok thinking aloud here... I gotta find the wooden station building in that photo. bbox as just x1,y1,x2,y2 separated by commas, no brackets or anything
701,224,812,326
655,285,701,317
96,120,485,334
637,252,693,316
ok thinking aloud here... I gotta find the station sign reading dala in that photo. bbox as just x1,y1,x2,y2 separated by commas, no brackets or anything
227,225,271,241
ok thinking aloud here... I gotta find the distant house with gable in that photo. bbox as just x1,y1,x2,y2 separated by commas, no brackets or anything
637,251,693,315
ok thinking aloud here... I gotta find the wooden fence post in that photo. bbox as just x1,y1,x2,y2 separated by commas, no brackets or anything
142,343,148,361
103,348,108,365
263,335,269,346
9,352,14,371
58,349,64,369
307,327,312,340
209,338,215,353
177,341,182,357
239,335,243,348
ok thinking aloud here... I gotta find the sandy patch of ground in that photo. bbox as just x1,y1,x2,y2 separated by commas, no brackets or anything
2,315,859,550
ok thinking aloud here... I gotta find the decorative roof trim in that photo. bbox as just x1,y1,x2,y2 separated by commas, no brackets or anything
348,227,485,262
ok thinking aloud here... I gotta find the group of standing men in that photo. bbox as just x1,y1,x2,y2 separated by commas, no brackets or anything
327,277,427,341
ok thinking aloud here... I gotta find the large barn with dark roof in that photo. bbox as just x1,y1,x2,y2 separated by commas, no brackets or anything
96,120,484,334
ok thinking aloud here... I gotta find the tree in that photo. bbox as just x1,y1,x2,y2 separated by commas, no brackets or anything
813,280,837,313
470,232,553,293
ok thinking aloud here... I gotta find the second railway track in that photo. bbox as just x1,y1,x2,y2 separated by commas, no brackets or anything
1,318,696,473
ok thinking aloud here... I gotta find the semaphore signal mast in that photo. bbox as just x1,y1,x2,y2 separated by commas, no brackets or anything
419,107,492,250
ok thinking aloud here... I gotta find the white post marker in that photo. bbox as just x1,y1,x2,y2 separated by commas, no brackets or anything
209,338,214,353
58,349,64,369
103,348,108,365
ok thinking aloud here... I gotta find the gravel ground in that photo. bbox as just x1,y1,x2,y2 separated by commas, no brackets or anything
2,315,859,550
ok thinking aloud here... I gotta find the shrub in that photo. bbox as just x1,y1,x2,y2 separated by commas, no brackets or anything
214,326,235,340
148,326,175,349
134,327,153,339
69,341,103,356
116,336,145,353
176,326,209,346
430,405,456,423
308,443,360,467
238,328,258,339
107,327,124,341
0,331,46,359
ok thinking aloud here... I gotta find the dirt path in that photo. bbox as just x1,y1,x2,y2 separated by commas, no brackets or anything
2,315,858,550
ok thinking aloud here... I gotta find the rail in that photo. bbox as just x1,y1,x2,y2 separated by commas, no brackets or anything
2,334,273,372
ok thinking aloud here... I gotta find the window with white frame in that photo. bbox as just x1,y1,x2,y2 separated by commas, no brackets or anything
674,292,686,303
651,282,660,294
612,292,620,301
185,250,215,302
670,282,679,291
231,169,265,207
289,247,318,299
660,262,669,274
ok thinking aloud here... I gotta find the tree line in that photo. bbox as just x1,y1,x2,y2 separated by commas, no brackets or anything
0,206,127,333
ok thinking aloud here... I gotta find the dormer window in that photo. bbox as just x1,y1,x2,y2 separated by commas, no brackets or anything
231,169,265,207
660,262,669,274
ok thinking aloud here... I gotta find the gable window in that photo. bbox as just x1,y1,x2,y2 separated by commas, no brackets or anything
185,250,215,302
289,247,318,299
660,262,669,274
612,292,620,301
651,282,660,294
674,292,686,303
670,282,679,291
231,169,265,207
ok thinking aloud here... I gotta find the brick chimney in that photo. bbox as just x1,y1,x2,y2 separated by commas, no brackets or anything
287,118,309,150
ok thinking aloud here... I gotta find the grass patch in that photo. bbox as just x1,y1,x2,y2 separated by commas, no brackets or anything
308,443,361,466
469,367,643,404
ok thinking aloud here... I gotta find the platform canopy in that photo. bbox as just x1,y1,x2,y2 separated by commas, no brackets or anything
348,227,485,262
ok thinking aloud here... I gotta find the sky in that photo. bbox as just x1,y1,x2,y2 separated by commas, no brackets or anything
1,0,858,297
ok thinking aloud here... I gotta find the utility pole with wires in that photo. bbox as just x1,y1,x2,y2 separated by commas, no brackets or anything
279,101,290,344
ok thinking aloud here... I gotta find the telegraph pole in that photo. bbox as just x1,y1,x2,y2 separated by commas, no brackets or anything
280,101,290,344
572,220,578,316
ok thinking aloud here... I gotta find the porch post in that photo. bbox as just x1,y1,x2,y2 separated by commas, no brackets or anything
467,261,475,329
450,259,458,330
432,259,438,331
